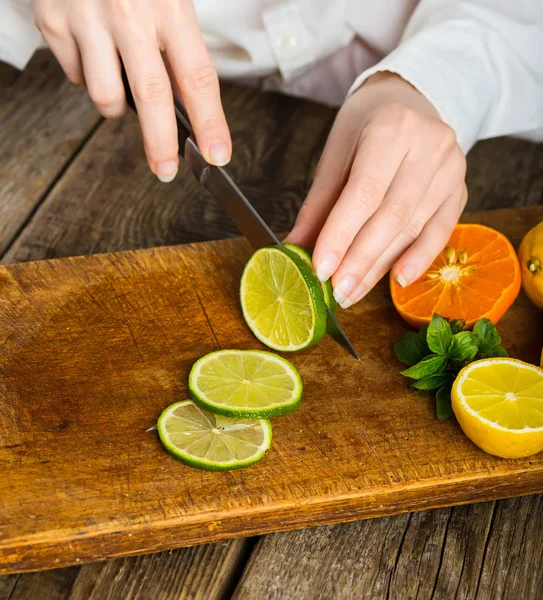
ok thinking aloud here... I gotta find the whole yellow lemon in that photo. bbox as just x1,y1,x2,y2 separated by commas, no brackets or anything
518,221,543,310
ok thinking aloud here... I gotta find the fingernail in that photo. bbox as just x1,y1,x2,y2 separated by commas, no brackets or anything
208,140,230,166
396,264,418,288
350,280,368,304
316,252,339,282
156,160,178,183
333,275,358,309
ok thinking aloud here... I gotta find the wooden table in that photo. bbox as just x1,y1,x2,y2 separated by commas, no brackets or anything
1,51,542,600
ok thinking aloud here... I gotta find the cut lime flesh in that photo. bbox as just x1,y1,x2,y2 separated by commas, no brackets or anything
189,349,302,418
282,243,337,313
157,400,272,471
240,246,327,351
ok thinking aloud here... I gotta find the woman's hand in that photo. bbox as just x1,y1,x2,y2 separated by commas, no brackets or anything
33,0,231,181
286,72,467,308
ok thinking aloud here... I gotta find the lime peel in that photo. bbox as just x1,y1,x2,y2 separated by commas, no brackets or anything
240,246,327,352
157,400,272,471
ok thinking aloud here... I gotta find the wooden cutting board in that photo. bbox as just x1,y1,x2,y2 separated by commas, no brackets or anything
0,206,542,574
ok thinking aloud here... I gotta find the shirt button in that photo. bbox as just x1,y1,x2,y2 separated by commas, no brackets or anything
275,33,298,50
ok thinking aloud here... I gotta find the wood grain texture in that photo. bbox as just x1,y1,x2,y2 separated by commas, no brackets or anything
465,138,543,211
0,51,101,258
68,539,249,600
474,495,543,599
2,85,332,266
0,572,19,599
235,497,543,600
234,513,413,600
0,206,541,574
234,496,543,600
3,568,79,600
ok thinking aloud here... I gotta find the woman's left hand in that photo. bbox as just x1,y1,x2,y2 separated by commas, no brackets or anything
285,72,467,309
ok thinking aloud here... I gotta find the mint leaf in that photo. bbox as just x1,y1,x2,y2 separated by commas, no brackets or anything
419,324,429,343
436,382,454,421
473,318,501,354
418,324,431,356
486,345,508,358
427,314,453,355
449,319,466,335
395,314,509,422
394,332,430,366
412,373,450,391
449,332,479,362
401,355,448,380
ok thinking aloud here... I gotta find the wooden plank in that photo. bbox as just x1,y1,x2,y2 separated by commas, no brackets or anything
235,497,543,600
429,502,495,598
0,51,101,258
0,206,541,574
465,138,543,211
68,539,249,600
4,568,79,600
474,495,543,599
0,573,19,599
234,514,413,600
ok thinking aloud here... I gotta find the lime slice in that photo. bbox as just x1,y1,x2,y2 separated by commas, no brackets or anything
240,246,327,351
157,400,272,470
282,243,337,313
189,349,302,418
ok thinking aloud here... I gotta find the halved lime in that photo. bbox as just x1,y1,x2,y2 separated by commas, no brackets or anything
157,400,272,470
240,246,327,351
189,349,302,418
282,243,337,313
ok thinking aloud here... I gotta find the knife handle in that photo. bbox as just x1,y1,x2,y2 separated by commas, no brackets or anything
120,61,193,159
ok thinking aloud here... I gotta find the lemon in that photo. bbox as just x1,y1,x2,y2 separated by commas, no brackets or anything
157,400,272,470
452,358,543,459
518,221,543,310
189,349,302,418
240,246,327,351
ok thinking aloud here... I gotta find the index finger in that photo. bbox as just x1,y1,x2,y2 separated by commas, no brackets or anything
160,1,231,166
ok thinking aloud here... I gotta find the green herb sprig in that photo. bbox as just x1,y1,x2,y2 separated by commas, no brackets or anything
394,314,508,421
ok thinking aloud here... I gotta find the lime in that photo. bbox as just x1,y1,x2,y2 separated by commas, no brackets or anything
282,243,337,313
157,400,272,470
189,349,302,418
240,246,327,351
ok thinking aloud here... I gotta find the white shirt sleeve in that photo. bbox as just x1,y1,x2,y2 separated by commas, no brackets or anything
348,0,543,153
0,0,44,70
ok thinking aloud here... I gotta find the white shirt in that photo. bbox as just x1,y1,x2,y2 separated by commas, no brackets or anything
2,0,542,152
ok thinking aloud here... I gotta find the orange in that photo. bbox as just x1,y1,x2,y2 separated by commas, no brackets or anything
391,224,521,329
518,221,543,310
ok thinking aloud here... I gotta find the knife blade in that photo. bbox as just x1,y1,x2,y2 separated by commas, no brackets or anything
120,66,358,359
183,134,360,361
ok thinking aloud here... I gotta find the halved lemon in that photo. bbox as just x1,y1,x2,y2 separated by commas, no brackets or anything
451,358,543,458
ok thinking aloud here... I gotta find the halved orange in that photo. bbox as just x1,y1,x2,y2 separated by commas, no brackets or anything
391,224,521,329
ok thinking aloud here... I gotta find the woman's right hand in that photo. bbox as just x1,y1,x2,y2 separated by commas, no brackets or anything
33,0,231,181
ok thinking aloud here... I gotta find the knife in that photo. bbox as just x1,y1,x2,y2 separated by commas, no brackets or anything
121,67,359,360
